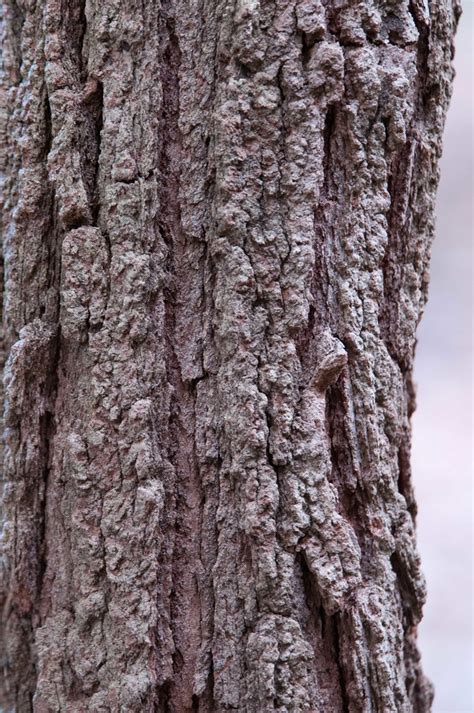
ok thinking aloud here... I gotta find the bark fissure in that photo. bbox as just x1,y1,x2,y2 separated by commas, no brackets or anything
36,331,60,620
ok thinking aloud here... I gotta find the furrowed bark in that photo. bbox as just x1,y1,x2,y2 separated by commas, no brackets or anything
0,0,459,711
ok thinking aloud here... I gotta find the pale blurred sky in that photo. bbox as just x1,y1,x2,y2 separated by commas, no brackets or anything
413,3,473,711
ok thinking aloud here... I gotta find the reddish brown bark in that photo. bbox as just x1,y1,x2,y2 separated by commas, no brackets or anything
0,0,459,710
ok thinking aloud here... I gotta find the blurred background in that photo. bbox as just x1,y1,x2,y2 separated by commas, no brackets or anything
412,3,473,711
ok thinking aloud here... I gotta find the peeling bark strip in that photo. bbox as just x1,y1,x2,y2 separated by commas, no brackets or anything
0,0,458,710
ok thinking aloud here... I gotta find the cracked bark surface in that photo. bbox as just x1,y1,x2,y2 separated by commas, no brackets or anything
0,0,459,711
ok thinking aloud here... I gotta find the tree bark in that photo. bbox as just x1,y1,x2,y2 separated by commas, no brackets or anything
0,0,459,711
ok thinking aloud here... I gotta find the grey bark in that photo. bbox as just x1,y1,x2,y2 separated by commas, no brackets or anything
0,0,459,711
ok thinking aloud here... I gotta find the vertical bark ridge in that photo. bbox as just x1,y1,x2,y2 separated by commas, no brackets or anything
1,1,62,707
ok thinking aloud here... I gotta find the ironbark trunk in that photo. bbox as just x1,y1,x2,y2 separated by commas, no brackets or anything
0,0,459,710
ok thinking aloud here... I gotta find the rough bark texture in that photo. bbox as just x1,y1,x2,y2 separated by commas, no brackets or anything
0,0,459,711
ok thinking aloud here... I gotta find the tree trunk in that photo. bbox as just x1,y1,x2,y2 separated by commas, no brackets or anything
0,0,459,710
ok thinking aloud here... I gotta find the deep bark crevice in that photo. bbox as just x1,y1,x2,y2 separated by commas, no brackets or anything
36,340,60,624
83,79,104,226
